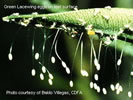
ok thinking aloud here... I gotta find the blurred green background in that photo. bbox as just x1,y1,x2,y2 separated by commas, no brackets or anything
1,0,133,100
